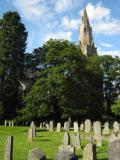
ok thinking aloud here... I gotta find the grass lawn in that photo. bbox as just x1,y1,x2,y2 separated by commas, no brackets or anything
0,126,108,160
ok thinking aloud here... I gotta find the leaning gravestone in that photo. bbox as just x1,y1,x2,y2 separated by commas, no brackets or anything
4,135,13,160
93,121,102,146
113,121,119,135
85,119,92,133
108,140,120,160
55,151,78,160
102,122,110,136
28,148,46,160
83,143,96,160
30,121,36,138
63,132,70,146
73,122,78,133
49,121,54,131
56,122,61,132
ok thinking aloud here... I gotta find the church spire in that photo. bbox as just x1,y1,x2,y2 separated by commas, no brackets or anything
78,8,97,56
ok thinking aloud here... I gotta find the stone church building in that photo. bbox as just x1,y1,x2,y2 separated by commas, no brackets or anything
78,8,97,56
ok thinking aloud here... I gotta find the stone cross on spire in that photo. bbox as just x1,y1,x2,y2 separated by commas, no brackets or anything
78,8,97,56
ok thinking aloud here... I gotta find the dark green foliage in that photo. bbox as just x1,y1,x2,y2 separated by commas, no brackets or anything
100,55,120,116
23,39,104,121
112,98,120,117
0,11,27,119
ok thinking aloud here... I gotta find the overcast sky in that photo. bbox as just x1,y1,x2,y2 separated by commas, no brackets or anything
0,0,120,57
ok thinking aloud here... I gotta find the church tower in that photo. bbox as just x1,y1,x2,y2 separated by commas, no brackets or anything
78,8,97,56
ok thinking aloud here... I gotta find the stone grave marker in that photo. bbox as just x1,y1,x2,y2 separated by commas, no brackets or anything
102,122,110,136
108,139,120,160
49,121,54,131
85,119,92,133
28,148,46,160
55,151,78,160
63,132,70,146
56,122,61,132
113,121,119,135
73,122,78,133
4,135,13,160
28,128,33,143
83,143,96,160
93,121,102,146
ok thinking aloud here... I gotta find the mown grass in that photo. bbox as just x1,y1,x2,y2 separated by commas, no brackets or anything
0,126,108,160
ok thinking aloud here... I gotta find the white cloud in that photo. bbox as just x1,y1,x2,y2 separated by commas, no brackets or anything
61,16,80,30
101,43,114,48
55,0,81,13
85,2,120,35
11,0,52,20
44,31,72,42
97,47,120,57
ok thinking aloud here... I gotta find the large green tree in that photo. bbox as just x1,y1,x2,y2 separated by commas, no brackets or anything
22,39,104,121
0,11,27,119
100,55,120,116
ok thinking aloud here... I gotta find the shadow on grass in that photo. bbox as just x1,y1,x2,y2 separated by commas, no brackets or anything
36,129,47,132
33,139,51,142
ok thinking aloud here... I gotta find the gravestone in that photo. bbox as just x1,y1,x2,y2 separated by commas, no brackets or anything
73,122,78,133
40,123,43,129
46,123,49,130
80,123,84,131
109,132,117,143
63,132,70,146
102,122,110,136
71,133,81,149
28,128,33,143
11,121,14,127
83,143,96,160
59,145,75,154
4,135,13,160
56,122,61,132
49,121,54,131
64,121,70,132
9,122,11,127
85,119,92,133
30,121,36,138
113,121,119,135
108,140,120,160
93,121,102,146
55,151,78,160
28,148,46,160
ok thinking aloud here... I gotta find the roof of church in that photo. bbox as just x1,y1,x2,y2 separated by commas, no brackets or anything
82,8,89,25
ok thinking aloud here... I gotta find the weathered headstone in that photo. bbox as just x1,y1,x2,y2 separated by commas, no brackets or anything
28,148,46,160
11,121,14,127
102,122,110,136
64,121,70,132
56,122,61,132
113,121,119,135
28,128,33,143
58,145,75,154
63,132,70,146
30,121,36,138
4,135,13,160
73,122,78,133
93,121,102,146
80,123,84,131
83,143,96,160
9,122,11,127
109,132,117,143
46,123,49,130
108,140,120,160
71,133,81,149
49,121,54,131
40,123,43,129
55,151,78,160
85,119,92,133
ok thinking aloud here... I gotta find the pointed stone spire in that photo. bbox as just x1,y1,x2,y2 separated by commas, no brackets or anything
78,8,97,56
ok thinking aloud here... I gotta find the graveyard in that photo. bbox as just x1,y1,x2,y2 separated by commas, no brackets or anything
0,1,120,160
1,119,120,160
